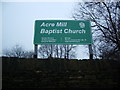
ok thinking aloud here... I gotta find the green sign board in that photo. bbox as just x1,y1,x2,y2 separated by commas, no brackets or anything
34,20,92,45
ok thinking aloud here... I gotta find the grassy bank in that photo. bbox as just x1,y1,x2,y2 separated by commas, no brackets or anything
2,57,120,89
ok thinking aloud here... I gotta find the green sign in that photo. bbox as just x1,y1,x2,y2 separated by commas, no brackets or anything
34,20,92,45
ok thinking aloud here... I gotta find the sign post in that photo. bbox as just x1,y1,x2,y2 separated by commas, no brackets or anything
34,44,38,58
88,44,93,59
34,20,93,59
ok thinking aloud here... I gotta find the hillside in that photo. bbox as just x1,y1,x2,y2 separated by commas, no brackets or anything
2,57,120,89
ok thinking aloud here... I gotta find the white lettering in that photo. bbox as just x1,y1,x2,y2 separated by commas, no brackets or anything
64,29,86,34
40,29,63,35
40,22,55,27
56,22,67,27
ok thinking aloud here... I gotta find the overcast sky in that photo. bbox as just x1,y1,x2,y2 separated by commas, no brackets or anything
1,2,89,59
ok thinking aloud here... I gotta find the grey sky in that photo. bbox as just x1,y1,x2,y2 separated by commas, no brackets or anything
1,2,89,59
0,2,2,56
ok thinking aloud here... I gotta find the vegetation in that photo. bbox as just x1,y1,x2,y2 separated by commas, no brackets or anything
73,2,120,60
39,45,76,59
2,57,120,89
3,44,77,59
2,44,34,58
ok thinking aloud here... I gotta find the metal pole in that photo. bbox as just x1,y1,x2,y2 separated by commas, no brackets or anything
88,44,93,59
34,44,38,59
50,44,53,58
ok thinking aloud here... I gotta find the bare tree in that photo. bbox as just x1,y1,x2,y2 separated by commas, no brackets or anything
38,45,77,59
3,44,34,58
63,45,76,59
38,45,54,58
73,2,120,59
3,45,25,58
24,51,34,58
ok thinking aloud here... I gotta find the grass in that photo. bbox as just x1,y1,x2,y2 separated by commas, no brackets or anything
2,57,120,89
